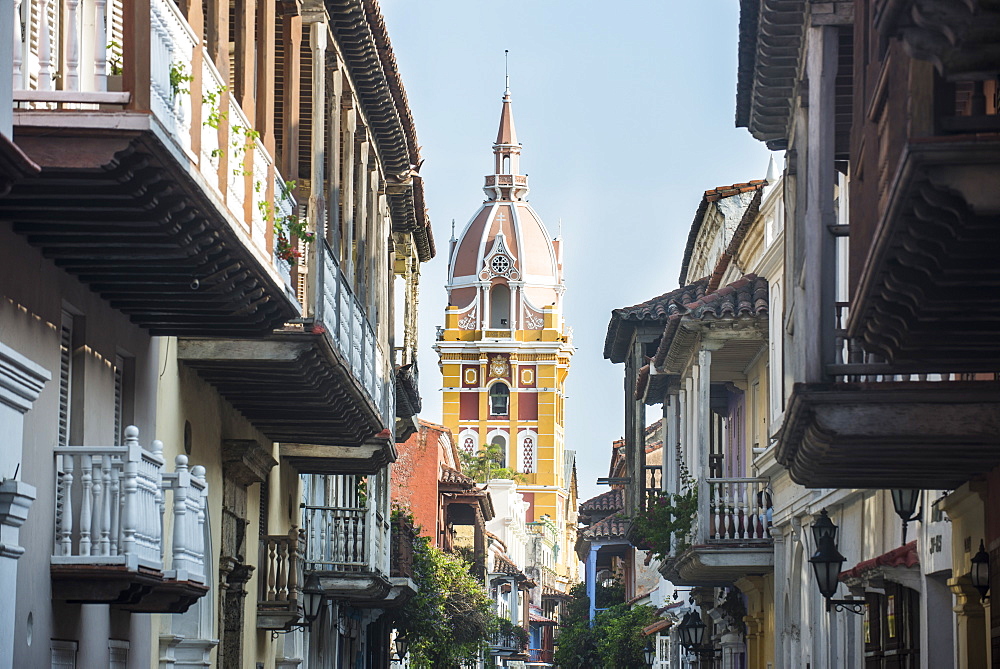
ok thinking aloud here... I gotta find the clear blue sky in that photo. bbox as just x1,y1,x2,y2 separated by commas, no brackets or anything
380,2,774,503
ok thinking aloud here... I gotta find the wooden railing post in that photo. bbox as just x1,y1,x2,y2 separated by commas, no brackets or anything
123,0,151,111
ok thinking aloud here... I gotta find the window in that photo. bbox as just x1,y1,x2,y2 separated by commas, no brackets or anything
58,311,73,447
490,283,510,328
490,434,508,468
490,383,510,416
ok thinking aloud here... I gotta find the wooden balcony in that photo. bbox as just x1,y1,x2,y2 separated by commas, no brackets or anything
256,529,306,631
848,36,1000,370
179,242,399,465
51,427,209,613
302,503,392,603
660,477,773,587
5,0,299,336
777,304,1000,488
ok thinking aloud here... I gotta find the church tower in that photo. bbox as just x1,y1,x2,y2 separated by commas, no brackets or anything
435,83,576,590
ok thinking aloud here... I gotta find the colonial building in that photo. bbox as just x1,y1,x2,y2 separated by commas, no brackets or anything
434,83,578,600
0,0,431,667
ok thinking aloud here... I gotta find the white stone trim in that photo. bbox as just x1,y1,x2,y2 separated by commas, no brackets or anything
0,342,50,414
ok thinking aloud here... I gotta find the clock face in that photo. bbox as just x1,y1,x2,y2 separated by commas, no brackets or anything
490,255,510,274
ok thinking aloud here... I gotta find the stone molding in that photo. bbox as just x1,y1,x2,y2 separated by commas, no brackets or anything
221,440,277,487
0,342,50,414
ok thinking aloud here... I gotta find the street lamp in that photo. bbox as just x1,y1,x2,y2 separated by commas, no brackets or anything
970,539,990,601
271,578,325,639
675,606,719,662
890,489,921,544
809,509,865,615
643,640,656,667
394,634,410,661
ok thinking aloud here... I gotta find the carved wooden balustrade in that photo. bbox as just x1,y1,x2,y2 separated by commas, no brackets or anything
257,528,306,630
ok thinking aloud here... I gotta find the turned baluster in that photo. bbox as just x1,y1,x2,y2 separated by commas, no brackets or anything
79,454,93,556
276,539,287,600
93,0,107,91
59,453,75,556
712,482,721,540
99,454,112,556
12,0,23,89
171,455,190,575
36,0,53,91
192,465,207,580
64,0,81,91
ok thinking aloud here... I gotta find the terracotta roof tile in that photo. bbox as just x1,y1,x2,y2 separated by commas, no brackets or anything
653,274,769,371
579,488,624,514
440,465,476,487
582,513,630,541
493,553,526,578
840,541,918,581
604,278,711,363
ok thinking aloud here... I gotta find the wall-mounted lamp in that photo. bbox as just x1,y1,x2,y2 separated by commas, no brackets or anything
971,539,990,601
809,509,865,615
890,489,922,544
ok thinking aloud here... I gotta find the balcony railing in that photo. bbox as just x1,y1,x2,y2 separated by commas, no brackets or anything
390,517,416,579
52,426,207,581
319,241,394,427
529,648,554,664
12,0,297,294
696,477,772,544
257,528,306,629
303,503,390,577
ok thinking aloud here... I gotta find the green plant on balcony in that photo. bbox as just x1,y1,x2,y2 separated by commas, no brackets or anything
169,61,193,98
107,42,123,76
630,475,698,560
257,180,315,266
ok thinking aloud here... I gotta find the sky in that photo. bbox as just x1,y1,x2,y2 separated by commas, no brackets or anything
380,2,775,503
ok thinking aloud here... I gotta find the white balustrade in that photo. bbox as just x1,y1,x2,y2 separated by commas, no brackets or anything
150,0,196,154
317,242,395,427
303,505,369,572
52,426,207,583
161,454,208,583
702,477,772,543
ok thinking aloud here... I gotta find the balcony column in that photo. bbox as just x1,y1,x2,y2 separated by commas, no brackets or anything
327,55,343,252
803,23,839,382
695,348,712,479
586,548,597,622
307,19,327,321
509,577,520,627
664,392,679,495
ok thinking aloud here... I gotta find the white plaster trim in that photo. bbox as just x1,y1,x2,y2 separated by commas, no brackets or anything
0,342,50,414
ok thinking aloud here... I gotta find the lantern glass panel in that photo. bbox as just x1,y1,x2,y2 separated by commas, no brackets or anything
643,641,656,666
891,489,920,521
811,509,838,547
810,536,846,599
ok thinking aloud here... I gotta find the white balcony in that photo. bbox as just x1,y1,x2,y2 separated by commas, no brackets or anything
662,476,774,587
51,426,209,612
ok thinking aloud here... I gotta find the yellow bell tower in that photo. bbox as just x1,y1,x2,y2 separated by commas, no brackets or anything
434,84,576,588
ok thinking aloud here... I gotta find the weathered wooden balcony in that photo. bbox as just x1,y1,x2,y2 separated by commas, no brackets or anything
178,242,398,466
661,477,773,587
51,426,209,613
302,501,392,603
848,35,1000,370
4,0,299,335
256,528,306,630
778,303,1000,488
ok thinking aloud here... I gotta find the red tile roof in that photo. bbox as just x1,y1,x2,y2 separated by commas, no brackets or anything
579,488,624,514
840,541,918,581
653,274,769,371
582,513,630,541
604,278,710,364
440,465,476,487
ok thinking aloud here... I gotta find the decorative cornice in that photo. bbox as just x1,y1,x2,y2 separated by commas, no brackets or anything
222,440,277,487
0,343,50,414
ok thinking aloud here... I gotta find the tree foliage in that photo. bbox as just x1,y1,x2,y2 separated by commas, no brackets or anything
459,442,524,483
396,536,497,668
631,477,698,560
554,581,659,668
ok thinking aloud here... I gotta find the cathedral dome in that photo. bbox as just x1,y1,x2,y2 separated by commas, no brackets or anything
447,87,564,331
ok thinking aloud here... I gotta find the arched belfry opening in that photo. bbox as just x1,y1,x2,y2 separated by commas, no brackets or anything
491,283,510,328
490,383,510,416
